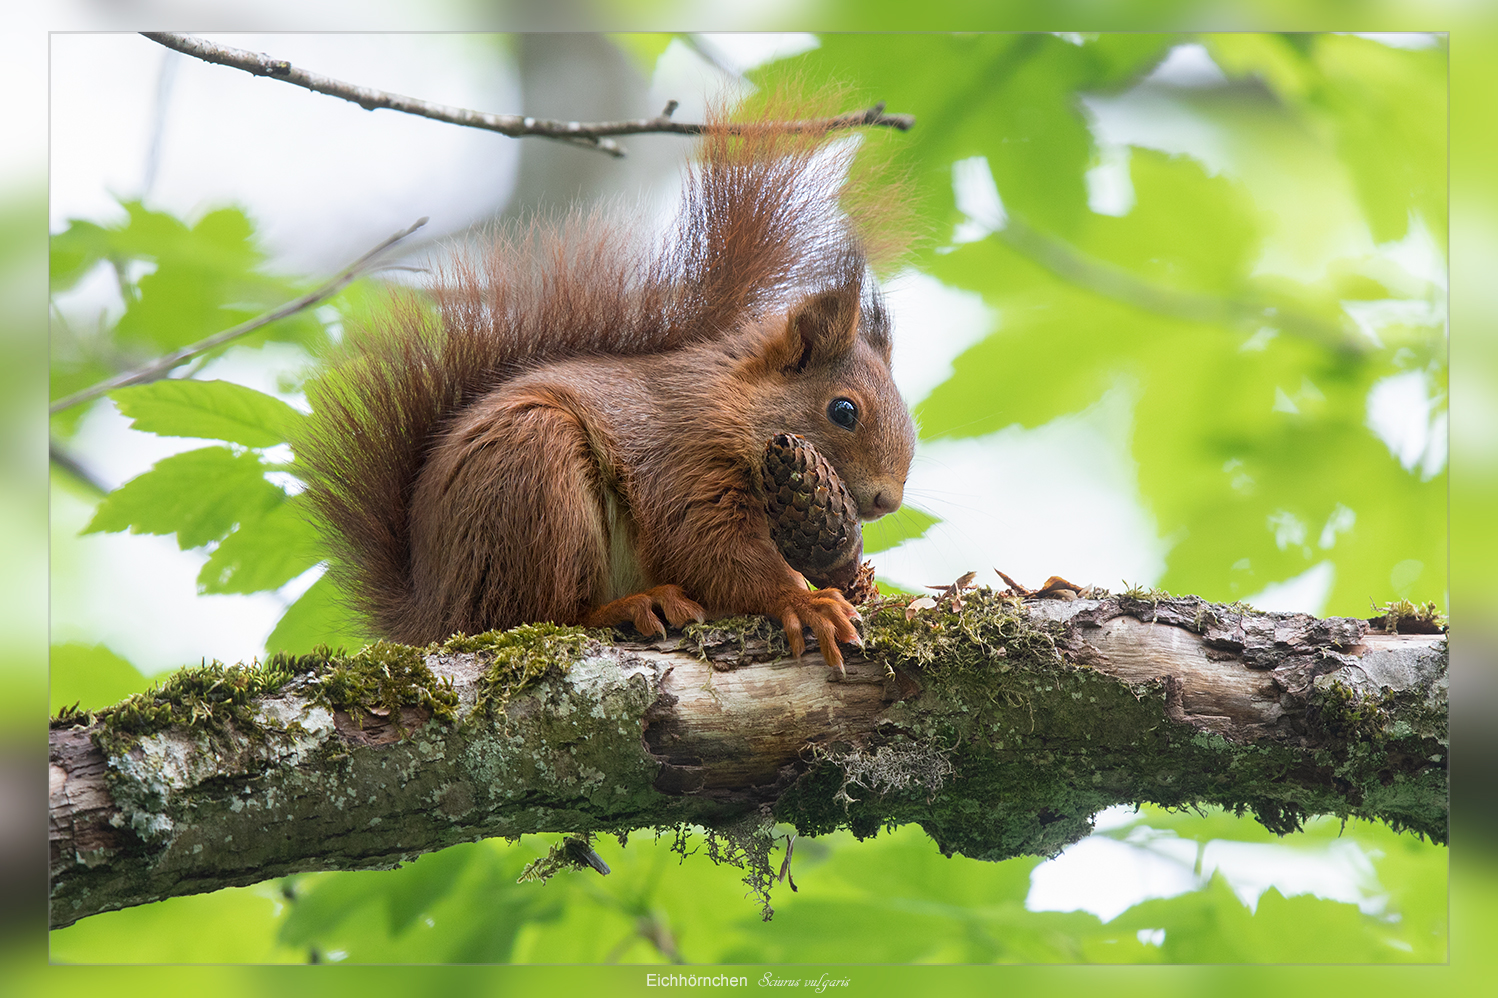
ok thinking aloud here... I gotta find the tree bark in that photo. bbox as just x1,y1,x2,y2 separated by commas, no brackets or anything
48,592,1447,929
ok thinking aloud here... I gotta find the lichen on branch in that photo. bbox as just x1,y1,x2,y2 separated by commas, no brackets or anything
49,591,1446,929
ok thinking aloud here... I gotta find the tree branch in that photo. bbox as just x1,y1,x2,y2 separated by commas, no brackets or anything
48,593,1446,928
48,217,428,415
48,439,109,495
140,33,915,159
992,211,1363,354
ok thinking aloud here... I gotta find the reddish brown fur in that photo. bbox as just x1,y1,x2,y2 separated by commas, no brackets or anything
298,97,915,671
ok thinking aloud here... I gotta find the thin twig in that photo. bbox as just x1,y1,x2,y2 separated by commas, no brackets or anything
49,217,428,415
49,440,110,496
140,33,914,159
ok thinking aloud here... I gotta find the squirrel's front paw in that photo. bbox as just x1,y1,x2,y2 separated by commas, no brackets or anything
773,588,862,676
585,585,706,639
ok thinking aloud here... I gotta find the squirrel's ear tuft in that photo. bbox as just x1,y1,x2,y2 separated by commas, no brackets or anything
859,286,893,365
774,286,860,373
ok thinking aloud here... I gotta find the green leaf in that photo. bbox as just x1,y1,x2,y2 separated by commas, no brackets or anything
914,246,1150,437
1111,873,1389,962
72,200,326,356
50,202,197,296
275,870,387,950
608,32,676,75
1095,808,1447,960
111,379,305,448
780,33,1176,243
108,200,196,259
1313,34,1447,247
199,497,322,595
48,643,153,713
265,573,368,655
1207,33,1319,103
50,200,333,444
1072,147,1263,298
384,846,475,935
275,842,562,962
863,505,939,554
84,446,284,550
48,218,113,294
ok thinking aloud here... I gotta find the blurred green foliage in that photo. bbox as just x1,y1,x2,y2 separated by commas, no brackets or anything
816,31,1447,615
49,811,1444,964
48,643,152,714
47,31,1447,965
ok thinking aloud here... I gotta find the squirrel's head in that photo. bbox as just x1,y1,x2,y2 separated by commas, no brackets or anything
750,283,915,521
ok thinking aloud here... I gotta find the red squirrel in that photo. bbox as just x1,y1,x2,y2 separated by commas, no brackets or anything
298,99,915,673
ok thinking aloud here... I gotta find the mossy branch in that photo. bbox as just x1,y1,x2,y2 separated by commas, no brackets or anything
48,593,1447,929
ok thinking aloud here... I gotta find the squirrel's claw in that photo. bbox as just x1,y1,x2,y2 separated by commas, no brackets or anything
654,585,707,628
774,588,860,674
780,609,806,658
629,604,669,640
584,585,703,639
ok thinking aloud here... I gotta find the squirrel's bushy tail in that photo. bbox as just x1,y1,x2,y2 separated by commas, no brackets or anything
297,95,910,640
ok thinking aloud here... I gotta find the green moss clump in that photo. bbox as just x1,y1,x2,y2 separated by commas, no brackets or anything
54,624,606,755
681,615,792,663
50,702,96,729
517,833,611,884
664,816,781,921
1310,680,1398,742
312,640,459,728
442,623,605,716
861,588,1062,677
1240,799,1311,836
1370,599,1447,634
71,657,301,757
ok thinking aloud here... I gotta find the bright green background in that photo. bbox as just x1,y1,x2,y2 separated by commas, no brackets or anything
9,0,1491,990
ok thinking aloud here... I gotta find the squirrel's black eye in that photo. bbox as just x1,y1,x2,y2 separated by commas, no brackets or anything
827,397,858,431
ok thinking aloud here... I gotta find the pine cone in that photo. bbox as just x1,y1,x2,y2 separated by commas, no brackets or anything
841,560,880,606
759,433,863,590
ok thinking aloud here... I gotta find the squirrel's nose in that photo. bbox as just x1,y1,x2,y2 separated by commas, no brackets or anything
866,485,902,519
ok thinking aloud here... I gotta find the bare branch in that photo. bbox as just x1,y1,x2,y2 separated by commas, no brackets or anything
48,217,428,415
139,33,915,159
48,440,109,495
